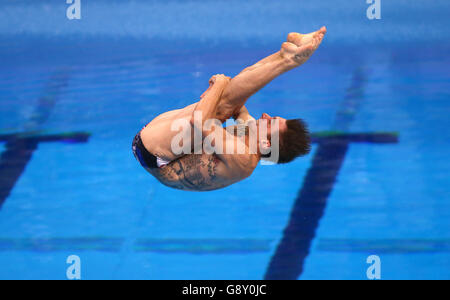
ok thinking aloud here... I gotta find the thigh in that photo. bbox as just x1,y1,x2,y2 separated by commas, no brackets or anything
140,104,196,161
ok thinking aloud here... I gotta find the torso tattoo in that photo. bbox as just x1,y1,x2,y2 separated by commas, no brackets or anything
154,154,225,191
149,128,253,191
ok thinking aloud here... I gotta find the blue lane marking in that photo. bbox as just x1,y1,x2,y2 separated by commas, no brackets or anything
23,71,70,132
332,68,368,132
0,70,92,210
317,239,450,254
3,236,447,255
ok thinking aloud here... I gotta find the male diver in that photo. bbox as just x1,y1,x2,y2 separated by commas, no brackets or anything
133,27,326,191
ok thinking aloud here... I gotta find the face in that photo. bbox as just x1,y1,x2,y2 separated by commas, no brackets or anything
257,113,288,138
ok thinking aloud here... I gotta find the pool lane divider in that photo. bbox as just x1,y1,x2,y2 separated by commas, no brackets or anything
0,237,273,254
1,236,447,254
265,67,399,280
0,70,91,210
316,238,450,254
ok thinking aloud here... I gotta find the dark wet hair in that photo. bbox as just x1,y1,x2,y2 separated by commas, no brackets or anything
268,119,311,164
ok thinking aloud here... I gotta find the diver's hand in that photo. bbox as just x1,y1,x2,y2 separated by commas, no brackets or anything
200,74,231,99
209,74,231,87
201,74,230,99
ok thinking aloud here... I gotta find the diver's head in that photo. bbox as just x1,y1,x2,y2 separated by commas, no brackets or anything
256,113,311,164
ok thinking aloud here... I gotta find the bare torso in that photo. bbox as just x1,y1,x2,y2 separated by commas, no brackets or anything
140,102,259,191
149,153,257,191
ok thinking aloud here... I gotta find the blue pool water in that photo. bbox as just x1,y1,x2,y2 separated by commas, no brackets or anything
0,0,449,279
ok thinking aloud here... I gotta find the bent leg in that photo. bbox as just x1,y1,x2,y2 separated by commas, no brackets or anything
216,27,326,121
235,29,326,76
140,104,198,162
236,52,283,75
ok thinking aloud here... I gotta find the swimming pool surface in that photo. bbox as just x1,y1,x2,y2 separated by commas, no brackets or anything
0,0,449,279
